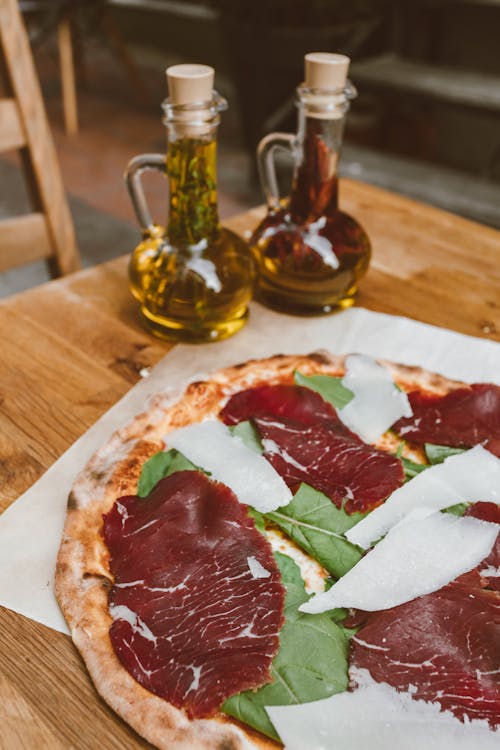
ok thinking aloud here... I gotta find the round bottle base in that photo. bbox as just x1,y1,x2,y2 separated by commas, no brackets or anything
139,305,250,343
255,286,357,317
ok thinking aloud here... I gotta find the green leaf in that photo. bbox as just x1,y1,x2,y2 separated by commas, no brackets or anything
137,449,197,497
294,371,354,410
401,456,427,480
248,507,266,534
229,420,263,454
393,442,427,481
444,502,469,517
274,550,305,588
266,484,364,579
222,552,350,741
425,443,467,465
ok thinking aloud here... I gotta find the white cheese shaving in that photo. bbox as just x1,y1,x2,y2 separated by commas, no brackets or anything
165,420,292,513
347,445,500,549
247,556,271,579
337,354,413,443
300,511,498,614
265,668,500,750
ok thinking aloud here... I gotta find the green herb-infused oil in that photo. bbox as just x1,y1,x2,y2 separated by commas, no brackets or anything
127,64,256,342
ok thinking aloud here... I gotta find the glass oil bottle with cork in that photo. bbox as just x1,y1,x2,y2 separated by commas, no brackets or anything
251,53,371,315
126,64,256,342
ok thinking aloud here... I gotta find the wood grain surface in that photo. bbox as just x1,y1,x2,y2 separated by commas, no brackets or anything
0,181,499,749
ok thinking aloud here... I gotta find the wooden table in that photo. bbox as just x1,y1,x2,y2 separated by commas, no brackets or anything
1,180,499,748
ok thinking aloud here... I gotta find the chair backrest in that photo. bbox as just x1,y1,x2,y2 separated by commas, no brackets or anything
0,0,80,276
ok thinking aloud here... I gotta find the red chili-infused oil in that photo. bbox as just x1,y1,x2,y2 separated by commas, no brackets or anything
251,53,371,314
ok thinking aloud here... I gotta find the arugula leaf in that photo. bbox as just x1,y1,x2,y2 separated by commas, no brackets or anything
137,449,198,497
401,456,427,480
444,502,469,517
294,371,354,410
223,552,350,741
394,442,427,481
229,420,263,454
248,507,266,534
266,484,364,579
425,443,466,465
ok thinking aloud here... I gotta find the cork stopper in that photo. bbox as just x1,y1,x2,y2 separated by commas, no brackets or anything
305,53,350,91
166,64,214,105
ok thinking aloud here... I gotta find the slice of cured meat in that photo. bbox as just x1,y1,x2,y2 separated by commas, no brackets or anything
103,471,286,719
255,418,404,514
221,385,404,514
221,383,352,432
466,502,500,591
393,383,500,457
348,504,500,727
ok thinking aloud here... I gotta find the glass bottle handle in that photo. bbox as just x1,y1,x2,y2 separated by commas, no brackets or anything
257,132,296,212
125,153,166,237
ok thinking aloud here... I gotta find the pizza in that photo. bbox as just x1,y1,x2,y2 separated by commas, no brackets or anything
55,351,500,749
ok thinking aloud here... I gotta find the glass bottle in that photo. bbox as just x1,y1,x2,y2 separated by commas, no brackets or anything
126,64,256,342
251,53,371,315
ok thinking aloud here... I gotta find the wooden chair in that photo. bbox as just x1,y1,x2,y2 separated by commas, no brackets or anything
0,0,80,277
20,0,149,136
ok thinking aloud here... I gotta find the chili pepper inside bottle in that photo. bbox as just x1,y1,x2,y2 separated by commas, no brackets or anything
252,53,371,315
126,64,256,342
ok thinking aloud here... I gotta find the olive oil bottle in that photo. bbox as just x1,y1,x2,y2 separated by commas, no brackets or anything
252,53,371,315
126,64,256,342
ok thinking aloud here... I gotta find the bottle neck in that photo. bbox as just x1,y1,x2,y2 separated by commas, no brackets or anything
165,129,220,247
162,92,227,248
289,87,351,224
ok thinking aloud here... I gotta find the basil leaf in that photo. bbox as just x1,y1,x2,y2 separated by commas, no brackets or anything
137,449,197,497
294,371,354,410
229,420,263,454
425,443,466,465
223,552,350,741
266,484,364,579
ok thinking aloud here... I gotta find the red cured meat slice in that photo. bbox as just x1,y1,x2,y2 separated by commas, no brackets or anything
254,417,404,514
466,503,500,591
221,384,351,433
349,504,500,727
103,471,286,719
221,384,404,514
393,384,500,457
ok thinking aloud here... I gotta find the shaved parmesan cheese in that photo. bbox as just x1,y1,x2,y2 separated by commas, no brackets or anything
300,512,498,614
165,420,292,513
337,354,413,443
347,445,500,549
265,668,499,750
247,556,271,579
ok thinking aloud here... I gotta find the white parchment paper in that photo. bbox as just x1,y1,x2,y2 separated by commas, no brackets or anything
0,305,499,635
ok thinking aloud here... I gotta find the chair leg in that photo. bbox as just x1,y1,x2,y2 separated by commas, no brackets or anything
57,16,78,135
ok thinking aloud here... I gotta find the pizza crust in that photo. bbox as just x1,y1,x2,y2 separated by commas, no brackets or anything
55,352,468,750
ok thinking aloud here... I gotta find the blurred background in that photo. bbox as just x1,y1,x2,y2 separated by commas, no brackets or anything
1,0,500,296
